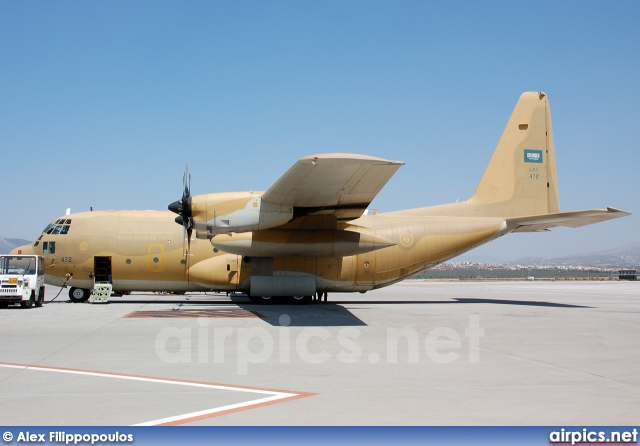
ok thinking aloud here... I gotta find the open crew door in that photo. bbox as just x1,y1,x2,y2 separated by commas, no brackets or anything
94,256,112,283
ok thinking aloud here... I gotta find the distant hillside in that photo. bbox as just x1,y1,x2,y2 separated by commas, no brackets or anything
451,253,506,264
511,242,640,267
0,237,32,254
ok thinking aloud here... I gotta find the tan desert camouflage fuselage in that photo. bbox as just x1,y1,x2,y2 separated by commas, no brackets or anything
14,93,629,298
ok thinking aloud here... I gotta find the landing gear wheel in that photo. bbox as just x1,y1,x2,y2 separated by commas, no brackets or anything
69,287,90,303
35,288,45,307
249,295,275,304
21,292,35,308
290,295,312,305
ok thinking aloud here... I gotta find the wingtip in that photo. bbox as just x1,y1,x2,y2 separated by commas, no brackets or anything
606,207,632,216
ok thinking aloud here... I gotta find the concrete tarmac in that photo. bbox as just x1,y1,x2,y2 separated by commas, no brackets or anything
0,281,638,425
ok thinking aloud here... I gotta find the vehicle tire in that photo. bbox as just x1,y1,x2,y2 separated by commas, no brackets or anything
249,295,275,304
21,292,35,308
69,287,90,303
35,287,45,307
0,302,9,308
290,295,312,305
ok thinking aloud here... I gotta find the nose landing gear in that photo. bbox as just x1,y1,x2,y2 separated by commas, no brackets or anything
69,287,90,303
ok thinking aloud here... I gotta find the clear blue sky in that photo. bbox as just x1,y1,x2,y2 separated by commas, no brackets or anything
1,1,638,261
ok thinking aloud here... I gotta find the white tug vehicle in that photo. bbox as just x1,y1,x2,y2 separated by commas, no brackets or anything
0,254,45,308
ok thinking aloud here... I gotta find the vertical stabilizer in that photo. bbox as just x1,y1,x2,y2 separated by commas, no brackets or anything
468,92,560,217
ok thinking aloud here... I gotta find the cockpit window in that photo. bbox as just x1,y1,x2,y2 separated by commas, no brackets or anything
43,220,72,235
43,241,56,255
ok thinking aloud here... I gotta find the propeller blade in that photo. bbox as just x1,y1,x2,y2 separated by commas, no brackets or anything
185,225,193,284
169,163,195,268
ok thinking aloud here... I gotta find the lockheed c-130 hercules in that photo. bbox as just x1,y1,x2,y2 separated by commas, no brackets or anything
13,92,630,304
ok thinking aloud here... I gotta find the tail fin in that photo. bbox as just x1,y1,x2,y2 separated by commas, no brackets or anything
468,91,560,217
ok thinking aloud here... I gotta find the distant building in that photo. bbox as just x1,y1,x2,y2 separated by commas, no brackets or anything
618,269,638,281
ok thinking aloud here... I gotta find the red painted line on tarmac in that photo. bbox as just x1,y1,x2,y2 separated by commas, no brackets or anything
155,391,314,426
0,361,315,425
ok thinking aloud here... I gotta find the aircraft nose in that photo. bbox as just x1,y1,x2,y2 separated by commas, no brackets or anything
10,244,35,255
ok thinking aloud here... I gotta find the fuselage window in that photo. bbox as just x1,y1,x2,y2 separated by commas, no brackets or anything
52,226,61,235
60,225,70,234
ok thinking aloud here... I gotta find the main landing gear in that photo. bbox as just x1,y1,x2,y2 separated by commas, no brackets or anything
248,295,276,304
248,293,327,305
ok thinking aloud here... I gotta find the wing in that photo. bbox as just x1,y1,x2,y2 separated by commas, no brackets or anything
506,207,630,232
262,153,404,221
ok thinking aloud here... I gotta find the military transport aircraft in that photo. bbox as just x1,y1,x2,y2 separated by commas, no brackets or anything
13,92,630,304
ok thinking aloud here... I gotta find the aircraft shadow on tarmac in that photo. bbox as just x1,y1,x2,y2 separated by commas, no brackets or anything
234,304,367,327
41,295,592,327
233,297,592,327
312,298,592,308
451,298,593,308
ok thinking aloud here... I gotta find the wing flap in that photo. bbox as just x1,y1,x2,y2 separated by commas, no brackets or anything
507,207,630,232
262,153,404,219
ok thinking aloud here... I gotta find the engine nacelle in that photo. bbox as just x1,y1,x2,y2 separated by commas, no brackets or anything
191,192,292,237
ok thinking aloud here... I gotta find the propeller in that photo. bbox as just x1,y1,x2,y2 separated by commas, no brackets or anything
168,164,194,266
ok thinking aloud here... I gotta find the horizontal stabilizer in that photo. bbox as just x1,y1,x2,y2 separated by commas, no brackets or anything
506,207,630,233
